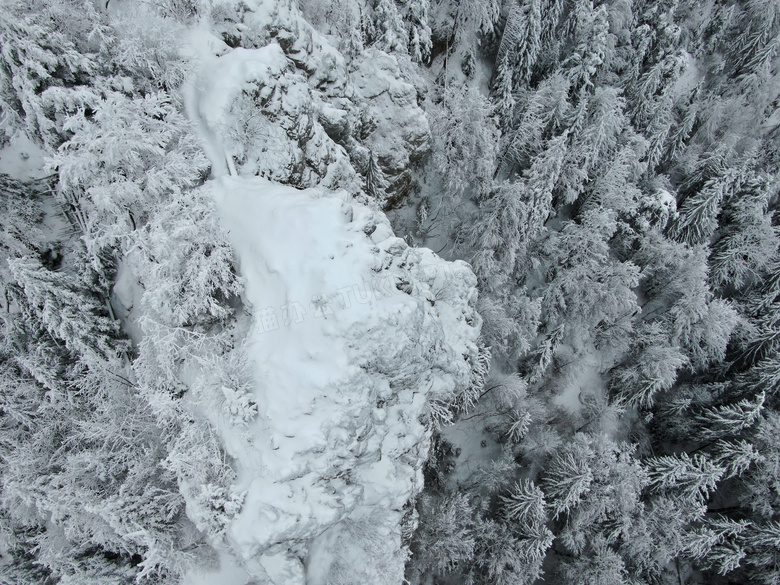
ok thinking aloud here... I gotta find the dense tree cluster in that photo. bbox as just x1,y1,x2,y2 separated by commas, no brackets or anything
397,0,780,584
0,1,244,582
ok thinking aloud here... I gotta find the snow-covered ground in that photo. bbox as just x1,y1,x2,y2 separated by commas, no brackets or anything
175,5,483,579
177,176,481,584
0,132,47,181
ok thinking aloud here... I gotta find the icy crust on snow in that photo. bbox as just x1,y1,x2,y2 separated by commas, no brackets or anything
190,0,430,203
204,176,480,583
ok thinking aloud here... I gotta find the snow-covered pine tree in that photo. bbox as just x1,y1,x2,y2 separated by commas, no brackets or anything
548,436,650,572
671,169,741,246
365,150,386,202
372,0,407,54
543,440,594,518
496,0,542,87
521,130,568,230
0,175,44,263
610,322,689,408
708,172,779,292
714,439,762,479
740,521,780,583
561,3,611,97
408,492,478,578
0,0,103,147
135,185,243,329
8,256,121,363
492,54,516,131
538,209,640,347
467,180,532,288
727,0,780,81
499,73,572,174
406,0,432,63
431,86,500,199
682,515,747,575
53,91,209,260
695,392,765,442
499,479,546,526
436,0,500,48
559,536,628,585
555,87,629,206
646,452,724,502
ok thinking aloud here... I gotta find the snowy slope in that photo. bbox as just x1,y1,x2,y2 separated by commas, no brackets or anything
176,5,481,580
181,176,481,584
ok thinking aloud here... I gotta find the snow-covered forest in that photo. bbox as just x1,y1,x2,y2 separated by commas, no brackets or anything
1,0,780,583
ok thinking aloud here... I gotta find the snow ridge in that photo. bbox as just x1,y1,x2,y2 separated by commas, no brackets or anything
188,177,481,583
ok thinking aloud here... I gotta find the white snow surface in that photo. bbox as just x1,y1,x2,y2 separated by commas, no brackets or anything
0,132,48,181
188,176,481,584
179,7,476,580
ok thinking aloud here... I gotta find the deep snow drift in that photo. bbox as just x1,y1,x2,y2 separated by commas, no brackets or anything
185,176,482,583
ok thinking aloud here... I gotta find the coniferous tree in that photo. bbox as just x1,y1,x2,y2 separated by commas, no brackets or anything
365,150,386,202
52,91,209,259
408,492,478,579
496,0,542,87
373,0,407,54
0,0,102,147
406,0,432,63
647,452,724,502
8,257,121,363
493,54,516,131
431,87,500,199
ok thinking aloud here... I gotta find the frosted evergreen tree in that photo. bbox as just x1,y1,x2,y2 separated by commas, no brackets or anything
405,0,432,63
538,209,640,346
556,87,629,205
543,442,594,518
695,392,765,442
373,0,407,54
647,452,724,502
492,54,516,131
500,72,572,171
684,516,749,575
365,150,386,201
437,0,500,48
671,169,741,246
409,493,478,578
431,87,500,199
467,180,532,288
53,91,209,258
0,175,44,259
610,322,689,408
709,173,779,291
500,479,547,527
559,536,628,585
521,131,568,230
714,439,762,479
135,185,243,328
561,3,611,97
496,0,542,86
8,257,121,363
0,0,103,147
727,0,780,81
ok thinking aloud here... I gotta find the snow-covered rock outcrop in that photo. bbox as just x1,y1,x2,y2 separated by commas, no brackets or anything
180,5,470,580
190,0,430,205
188,176,481,584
